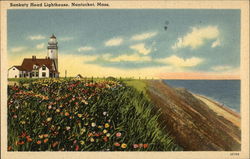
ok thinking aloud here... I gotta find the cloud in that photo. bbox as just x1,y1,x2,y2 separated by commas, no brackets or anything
172,26,219,50
78,46,95,52
105,37,123,46
211,65,232,71
58,54,171,78
131,32,158,41
211,39,221,48
107,53,152,62
10,47,26,52
60,37,74,41
36,43,45,49
28,35,46,40
130,43,152,55
156,55,203,67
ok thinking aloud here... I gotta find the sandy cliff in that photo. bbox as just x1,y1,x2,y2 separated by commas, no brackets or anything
147,80,241,151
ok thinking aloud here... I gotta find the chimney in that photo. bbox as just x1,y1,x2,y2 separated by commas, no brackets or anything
32,56,36,60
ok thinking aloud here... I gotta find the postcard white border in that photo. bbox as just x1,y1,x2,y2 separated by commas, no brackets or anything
1,1,249,159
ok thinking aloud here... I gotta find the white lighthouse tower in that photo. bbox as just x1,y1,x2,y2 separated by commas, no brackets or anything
47,34,58,71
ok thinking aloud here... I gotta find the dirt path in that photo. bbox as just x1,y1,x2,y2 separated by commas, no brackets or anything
147,80,241,151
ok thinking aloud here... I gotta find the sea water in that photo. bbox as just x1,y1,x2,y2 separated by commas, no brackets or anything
163,80,240,113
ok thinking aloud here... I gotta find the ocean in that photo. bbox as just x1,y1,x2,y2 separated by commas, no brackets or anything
163,80,240,113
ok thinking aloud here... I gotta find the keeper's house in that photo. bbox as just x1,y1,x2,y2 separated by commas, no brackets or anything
8,34,59,78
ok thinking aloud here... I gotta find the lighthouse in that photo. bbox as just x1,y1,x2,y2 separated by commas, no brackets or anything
47,34,58,71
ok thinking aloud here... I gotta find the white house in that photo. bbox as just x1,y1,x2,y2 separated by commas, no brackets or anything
8,34,59,78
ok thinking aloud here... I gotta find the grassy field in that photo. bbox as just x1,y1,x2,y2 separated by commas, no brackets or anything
8,78,178,151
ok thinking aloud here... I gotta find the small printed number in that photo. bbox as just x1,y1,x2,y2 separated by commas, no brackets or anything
230,152,239,156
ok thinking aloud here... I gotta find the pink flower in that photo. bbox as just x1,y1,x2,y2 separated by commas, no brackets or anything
116,132,122,137
133,144,139,148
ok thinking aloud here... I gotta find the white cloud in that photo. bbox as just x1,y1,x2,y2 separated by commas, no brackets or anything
105,37,123,46
78,46,95,52
28,35,45,40
211,39,221,48
108,53,152,62
156,55,203,67
130,43,151,55
36,43,45,49
211,65,232,71
11,47,26,52
61,37,74,41
172,26,219,50
131,32,158,41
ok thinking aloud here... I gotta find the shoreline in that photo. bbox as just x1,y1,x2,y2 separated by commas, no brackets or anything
194,94,240,128
195,94,240,118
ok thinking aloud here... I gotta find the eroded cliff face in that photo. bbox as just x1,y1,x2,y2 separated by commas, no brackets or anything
147,80,241,151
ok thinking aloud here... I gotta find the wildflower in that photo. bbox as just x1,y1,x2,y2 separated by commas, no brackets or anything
80,140,85,145
17,141,25,145
20,132,27,138
143,144,149,148
121,143,127,149
73,140,77,144
38,135,44,139
37,140,42,144
48,105,52,109
139,143,143,148
46,117,52,122
44,138,49,143
20,121,26,124
90,138,95,142
116,132,122,137
104,123,110,128
43,134,49,138
77,114,83,118
103,136,108,142
26,137,32,142
91,122,96,127
75,145,79,151
103,129,108,134
98,125,103,129
103,111,107,116
133,144,139,149
56,109,60,113
66,126,71,130
65,112,70,116
114,142,120,147
106,133,111,137
88,133,93,137
52,141,59,148
13,115,17,118
8,146,12,151
80,127,86,134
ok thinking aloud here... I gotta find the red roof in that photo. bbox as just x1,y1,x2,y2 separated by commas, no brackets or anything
20,57,56,72
10,65,26,71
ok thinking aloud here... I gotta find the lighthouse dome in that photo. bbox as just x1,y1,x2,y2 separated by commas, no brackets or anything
48,34,57,45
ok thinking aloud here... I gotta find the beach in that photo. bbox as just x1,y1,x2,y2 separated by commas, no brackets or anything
194,94,240,128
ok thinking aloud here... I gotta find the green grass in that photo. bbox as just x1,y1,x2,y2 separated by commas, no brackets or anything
122,79,148,95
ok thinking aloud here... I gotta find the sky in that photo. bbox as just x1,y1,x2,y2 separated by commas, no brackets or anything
7,9,240,79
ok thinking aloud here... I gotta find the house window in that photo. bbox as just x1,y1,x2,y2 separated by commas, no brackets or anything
42,72,46,77
13,68,15,70
36,72,39,77
19,74,22,77
15,75,17,78
42,66,46,70
32,72,34,77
